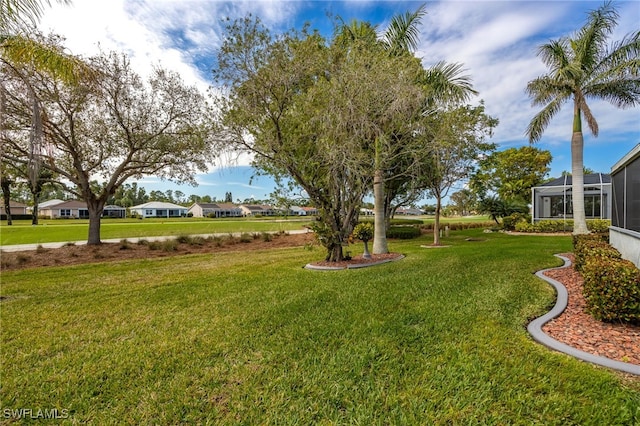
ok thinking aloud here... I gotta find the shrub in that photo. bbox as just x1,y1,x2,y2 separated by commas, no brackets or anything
386,226,421,239
502,213,530,231
573,234,618,273
119,239,131,250
261,232,272,242
352,222,374,242
239,233,253,243
514,221,535,232
587,219,611,233
175,235,193,244
162,239,179,252
582,256,640,323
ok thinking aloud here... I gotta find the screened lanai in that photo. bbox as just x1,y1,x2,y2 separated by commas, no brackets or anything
531,173,612,223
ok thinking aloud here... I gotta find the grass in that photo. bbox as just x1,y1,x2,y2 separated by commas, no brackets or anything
1,229,639,424
0,217,310,246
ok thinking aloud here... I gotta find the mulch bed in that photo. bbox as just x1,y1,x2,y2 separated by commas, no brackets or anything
541,253,640,366
307,252,404,269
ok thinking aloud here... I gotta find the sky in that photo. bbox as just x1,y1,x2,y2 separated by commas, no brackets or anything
36,0,640,205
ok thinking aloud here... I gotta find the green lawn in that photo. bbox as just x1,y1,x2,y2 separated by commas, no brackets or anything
1,229,638,424
0,217,311,246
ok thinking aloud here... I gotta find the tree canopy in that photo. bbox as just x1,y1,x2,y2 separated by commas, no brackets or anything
2,38,216,243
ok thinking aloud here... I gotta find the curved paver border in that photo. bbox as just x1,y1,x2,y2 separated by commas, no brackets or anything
528,254,640,376
304,254,405,270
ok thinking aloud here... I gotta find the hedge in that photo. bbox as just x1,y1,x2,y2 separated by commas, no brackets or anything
573,234,640,324
514,219,611,233
581,256,640,324
386,226,421,239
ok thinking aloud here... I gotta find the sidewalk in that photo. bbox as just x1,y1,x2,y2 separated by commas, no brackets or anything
0,229,309,253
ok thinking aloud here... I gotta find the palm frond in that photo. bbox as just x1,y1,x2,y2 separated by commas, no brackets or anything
574,91,599,136
572,1,618,71
526,96,567,143
0,0,71,34
422,61,477,107
382,3,427,54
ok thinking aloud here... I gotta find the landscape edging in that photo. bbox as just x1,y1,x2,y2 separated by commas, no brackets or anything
528,254,640,376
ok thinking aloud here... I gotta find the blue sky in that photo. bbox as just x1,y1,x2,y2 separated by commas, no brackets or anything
38,1,640,204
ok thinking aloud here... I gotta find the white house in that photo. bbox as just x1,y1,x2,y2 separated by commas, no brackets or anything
610,143,640,268
530,173,612,223
188,202,242,218
239,204,278,217
39,200,89,218
129,201,187,218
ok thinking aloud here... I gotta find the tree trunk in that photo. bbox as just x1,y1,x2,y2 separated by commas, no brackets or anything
571,108,589,235
1,178,12,225
372,168,389,254
31,192,39,225
433,193,442,245
87,200,105,245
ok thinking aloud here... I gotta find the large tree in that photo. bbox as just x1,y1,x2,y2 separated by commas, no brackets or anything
216,15,435,261
2,44,215,244
336,5,478,255
470,146,552,204
526,2,639,234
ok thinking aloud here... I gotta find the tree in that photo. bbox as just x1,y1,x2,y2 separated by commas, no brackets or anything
224,191,232,203
3,44,216,244
422,104,497,245
335,5,478,255
449,188,477,216
470,146,552,204
526,2,640,234
215,16,423,261
0,171,14,224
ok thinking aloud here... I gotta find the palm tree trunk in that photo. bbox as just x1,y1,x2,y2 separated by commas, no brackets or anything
571,108,589,235
372,168,389,254
433,192,442,245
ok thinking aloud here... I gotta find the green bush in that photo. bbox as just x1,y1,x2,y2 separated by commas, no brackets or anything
502,213,530,231
582,256,640,324
386,226,421,239
587,219,610,233
352,222,374,242
514,221,535,232
573,234,617,273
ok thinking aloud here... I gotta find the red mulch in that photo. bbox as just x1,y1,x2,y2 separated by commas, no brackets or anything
541,253,640,366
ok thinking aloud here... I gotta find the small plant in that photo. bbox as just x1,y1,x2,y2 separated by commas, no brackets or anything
189,236,206,246
64,242,76,247
35,245,46,254
352,223,374,259
137,239,150,246
261,232,273,242
211,236,224,247
175,235,193,244
239,233,253,243
162,239,179,252
119,239,131,250
148,241,162,250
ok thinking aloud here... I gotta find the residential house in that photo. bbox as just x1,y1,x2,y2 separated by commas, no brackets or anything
103,205,127,218
530,173,612,223
129,201,187,218
188,202,242,218
40,200,89,219
610,143,640,268
0,201,29,216
239,204,278,217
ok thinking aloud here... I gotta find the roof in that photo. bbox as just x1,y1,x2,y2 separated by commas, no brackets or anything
540,173,611,187
42,200,88,209
130,201,187,210
611,143,640,173
39,199,65,208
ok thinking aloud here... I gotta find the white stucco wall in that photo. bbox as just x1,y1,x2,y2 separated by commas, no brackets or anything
610,227,640,269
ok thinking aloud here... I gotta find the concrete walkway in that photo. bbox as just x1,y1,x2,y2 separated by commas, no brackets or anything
0,229,310,253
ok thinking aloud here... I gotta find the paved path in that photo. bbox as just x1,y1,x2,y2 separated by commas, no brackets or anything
0,229,310,253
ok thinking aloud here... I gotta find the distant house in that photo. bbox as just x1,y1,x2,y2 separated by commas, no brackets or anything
40,200,89,219
239,204,278,217
129,201,187,218
0,201,29,216
531,173,612,223
301,206,318,216
103,205,126,218
188,202,242,218
396,207,424,216
610,143,640,268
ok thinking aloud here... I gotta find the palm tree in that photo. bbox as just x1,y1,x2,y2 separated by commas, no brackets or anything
336,4,477,254
526,2,639,234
